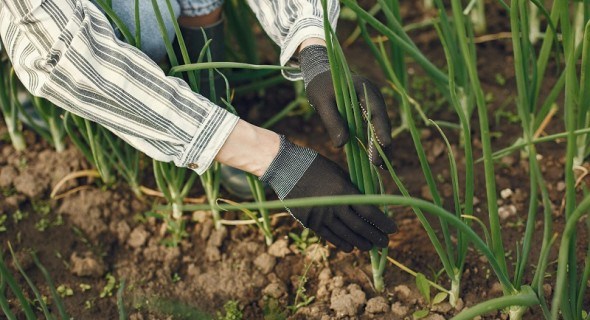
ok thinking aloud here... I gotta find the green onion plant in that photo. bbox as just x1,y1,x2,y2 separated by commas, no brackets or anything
0,245,69,320
5,70,66,153
320,0,390,292
465,0,487,34
146,0,204,236
529,1,542,44
351,0,474,304
551,3,590,319
0,55,26,152
63,111,143,196
63,112,116,186
27,96,66,153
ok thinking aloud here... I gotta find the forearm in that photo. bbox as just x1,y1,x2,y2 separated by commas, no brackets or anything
0,0,237,174
214,120,281,177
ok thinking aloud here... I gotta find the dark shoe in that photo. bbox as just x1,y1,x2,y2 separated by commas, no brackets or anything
219,165,258,200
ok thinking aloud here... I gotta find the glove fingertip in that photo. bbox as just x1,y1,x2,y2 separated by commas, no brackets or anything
341,243,354,253
383,219,398,234
331,129,349,148
377,235,390,248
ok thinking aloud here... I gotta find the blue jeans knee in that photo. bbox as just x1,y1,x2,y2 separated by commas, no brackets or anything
110,0,181,62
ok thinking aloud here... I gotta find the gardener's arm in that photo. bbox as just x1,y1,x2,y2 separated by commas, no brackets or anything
1,0,396,252
216,120,397,252
0,0,237,174
246,0,393,166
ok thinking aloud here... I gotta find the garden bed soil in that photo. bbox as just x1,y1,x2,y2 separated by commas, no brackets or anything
1,2,589,320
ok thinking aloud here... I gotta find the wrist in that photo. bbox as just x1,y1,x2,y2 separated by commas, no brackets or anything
260,136,317,200
299,44,331,88
214,120,280,177
298,38,326,52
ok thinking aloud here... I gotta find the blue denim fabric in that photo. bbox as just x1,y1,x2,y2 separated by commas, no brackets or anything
107,0,223,62
109,0,180,62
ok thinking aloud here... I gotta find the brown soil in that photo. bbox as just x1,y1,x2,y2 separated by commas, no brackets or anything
1,2,589,320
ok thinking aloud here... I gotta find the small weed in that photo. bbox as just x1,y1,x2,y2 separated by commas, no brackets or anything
288,270,315,313
288,229,319,253
53,214,63,226
35,218,51,232
79,283,92,292
495,73,506,86
56,284,73,298
1,186,16,197
171,273,181,283
262,297,288,320
413,309,430,319
413,272,448,319
32,200,61,231
216,300,243,320
12,209,27,224
32,199,51,215
495,109,520,124
100,274,117,298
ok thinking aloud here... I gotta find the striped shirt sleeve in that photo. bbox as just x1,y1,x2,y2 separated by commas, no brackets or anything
245,0,340,80
0,0,238,175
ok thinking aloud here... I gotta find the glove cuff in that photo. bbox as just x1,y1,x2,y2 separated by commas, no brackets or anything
259,136,317,199
299,45,331,88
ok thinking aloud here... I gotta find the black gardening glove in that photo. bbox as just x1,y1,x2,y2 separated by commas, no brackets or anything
260,136,397,252
300,45,393,167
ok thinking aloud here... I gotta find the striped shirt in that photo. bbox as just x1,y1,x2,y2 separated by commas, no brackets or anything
0,0,339,174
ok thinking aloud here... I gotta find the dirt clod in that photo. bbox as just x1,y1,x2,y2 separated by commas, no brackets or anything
432,302,452,313
70,252,106,278
254,253,276,274
304,243,329,262
424,313,445,320
58,190,111,241
14,171,48,198
391,301,409,317
454,298,465,311
127,225,149,248
207,226,227,247
498,205,517,220
192,210,208,222
330,283,366,318
0,166,17,188
365,296,389,314
262,281,287,299
268,238,291,257
111,220,131,244
500,188,513,199
543,284,552,297
393,284,413,302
